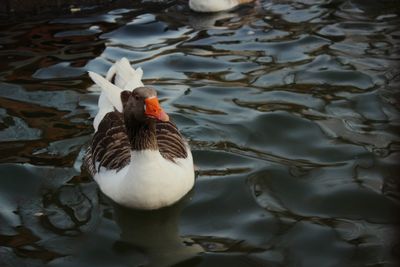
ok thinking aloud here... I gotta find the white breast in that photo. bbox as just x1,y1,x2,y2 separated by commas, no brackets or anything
94,149,195,210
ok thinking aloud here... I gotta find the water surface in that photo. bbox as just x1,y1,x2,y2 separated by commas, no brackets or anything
0,0,399,266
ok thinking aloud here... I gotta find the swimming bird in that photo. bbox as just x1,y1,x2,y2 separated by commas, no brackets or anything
189,0,254,13
84,58,195,210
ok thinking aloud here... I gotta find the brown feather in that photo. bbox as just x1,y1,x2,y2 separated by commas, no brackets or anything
84,111,188,175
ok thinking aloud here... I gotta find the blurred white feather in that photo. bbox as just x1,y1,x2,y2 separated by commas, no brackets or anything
89,58,144,131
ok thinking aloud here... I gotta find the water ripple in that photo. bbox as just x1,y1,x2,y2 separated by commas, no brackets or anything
0,0,399,266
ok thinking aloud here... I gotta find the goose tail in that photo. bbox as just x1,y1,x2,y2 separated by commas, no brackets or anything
109,57,144,90
89,58,144,130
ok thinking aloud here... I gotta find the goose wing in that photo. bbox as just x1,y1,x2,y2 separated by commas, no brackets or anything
84,114,189,176
156,121,189,161
84,111,131,176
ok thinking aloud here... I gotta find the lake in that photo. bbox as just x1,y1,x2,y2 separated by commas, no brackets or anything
0,0,399,266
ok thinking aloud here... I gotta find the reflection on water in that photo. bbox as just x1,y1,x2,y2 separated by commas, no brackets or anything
0,0,399,266
112,193,203,267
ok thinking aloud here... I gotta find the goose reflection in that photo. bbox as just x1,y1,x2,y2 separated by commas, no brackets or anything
188,12,236,30
111,191,203,267
188,4,260,30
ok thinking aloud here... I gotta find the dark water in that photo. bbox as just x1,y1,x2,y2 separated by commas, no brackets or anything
1,0,399,266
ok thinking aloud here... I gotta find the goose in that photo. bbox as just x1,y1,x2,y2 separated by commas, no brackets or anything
84,58,195,210
189,0,254,13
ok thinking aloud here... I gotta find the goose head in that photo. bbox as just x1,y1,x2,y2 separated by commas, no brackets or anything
121,87,169,124
88,71,169,124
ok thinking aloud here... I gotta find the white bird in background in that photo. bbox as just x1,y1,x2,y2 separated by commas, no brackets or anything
189,0,255,13
84,58,195,210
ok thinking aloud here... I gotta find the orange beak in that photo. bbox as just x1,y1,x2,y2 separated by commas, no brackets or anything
145,96,169,122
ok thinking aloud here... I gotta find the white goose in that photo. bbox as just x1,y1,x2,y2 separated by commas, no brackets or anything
189,0,254,13
85,58,195,210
